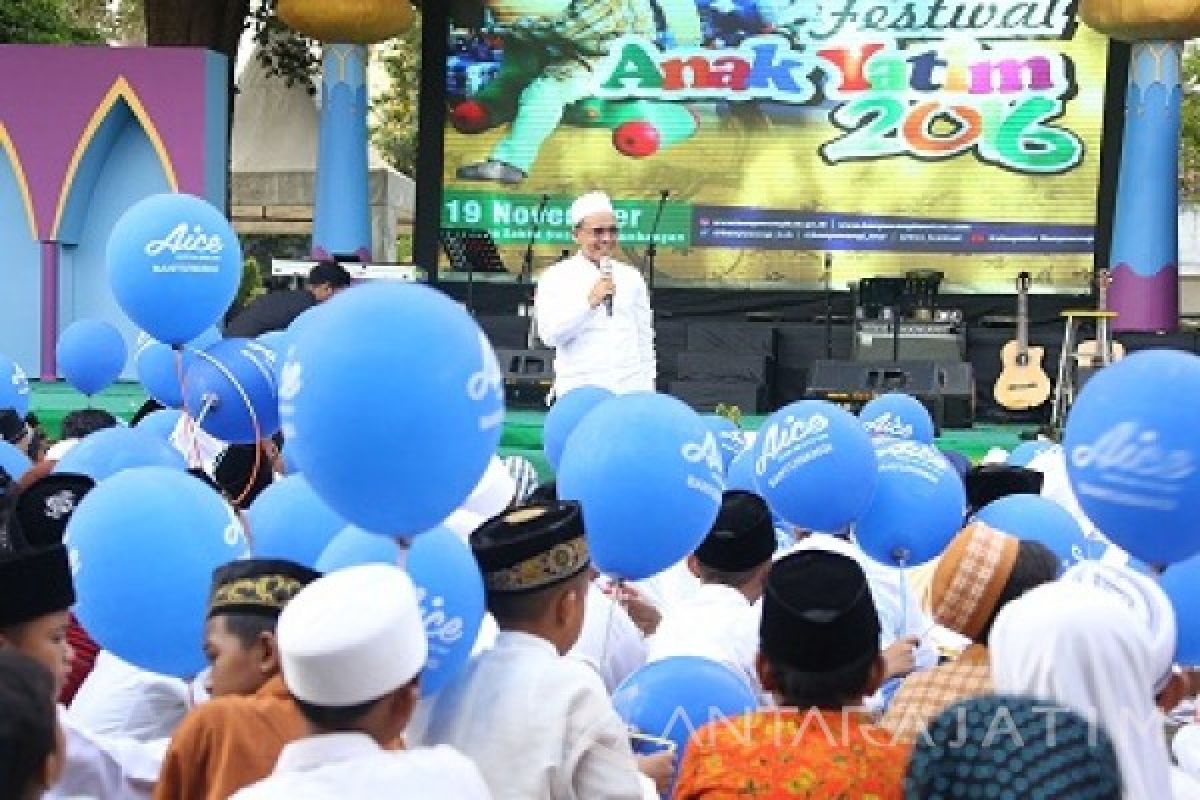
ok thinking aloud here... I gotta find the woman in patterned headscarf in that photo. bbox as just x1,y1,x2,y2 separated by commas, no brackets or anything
905,693,1121,799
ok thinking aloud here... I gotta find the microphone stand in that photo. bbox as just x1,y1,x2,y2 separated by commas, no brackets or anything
643,189,670,302
823,252,834,359
521,194,549,345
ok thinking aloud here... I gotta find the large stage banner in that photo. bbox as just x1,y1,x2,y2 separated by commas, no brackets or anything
440,0,1110,291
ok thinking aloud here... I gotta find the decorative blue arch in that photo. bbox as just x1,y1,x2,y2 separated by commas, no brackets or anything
0,131,40,375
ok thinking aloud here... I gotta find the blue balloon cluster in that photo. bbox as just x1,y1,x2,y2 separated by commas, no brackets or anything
1064,350,1200,565
0,354,31,416
66,468,249,677
543,386,613,472
281,283,505,537
754,400,877,533
57,319,127,396
975,494,1089,573
859,393,935,443
107,193,242,345
856,438,966,567
613,657,759,792
55,427,187,482
183,338,281,443
558,392,724,580
247,474,346,568
407,526,485,694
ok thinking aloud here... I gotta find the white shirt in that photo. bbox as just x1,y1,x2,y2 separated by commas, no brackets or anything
569,584,647,693
68,651,192,742
645,584,760,693
49,707,167,800
229,732,491,800
411,630,646,800
534,253,655,398
631,559,701,615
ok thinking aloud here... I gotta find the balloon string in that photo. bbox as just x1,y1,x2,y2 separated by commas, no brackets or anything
898,556,910,643
602,576,620,676
187,348,264,508
186,395,216,464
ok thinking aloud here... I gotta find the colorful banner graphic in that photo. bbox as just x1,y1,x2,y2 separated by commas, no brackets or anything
440,0,1109,290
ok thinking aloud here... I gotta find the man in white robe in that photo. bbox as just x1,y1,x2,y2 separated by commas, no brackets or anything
534,191,655,399
411,502,669,799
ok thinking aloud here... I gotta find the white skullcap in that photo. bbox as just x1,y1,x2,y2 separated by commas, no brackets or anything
1061,560,1177,691
569,191,615,226
278,563,427,707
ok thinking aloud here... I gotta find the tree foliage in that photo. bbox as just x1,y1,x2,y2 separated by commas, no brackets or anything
0,0,103,43
1182,47,1200,202
371,12,423,177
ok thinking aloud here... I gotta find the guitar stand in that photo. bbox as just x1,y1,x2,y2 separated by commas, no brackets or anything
1049,310,1119,433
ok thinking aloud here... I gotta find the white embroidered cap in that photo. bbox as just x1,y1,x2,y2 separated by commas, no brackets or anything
569,191,615,226
278,563,427,707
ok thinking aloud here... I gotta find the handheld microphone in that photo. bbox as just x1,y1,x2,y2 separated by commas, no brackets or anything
600,258,613,316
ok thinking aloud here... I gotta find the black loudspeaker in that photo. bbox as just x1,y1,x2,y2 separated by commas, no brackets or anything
804,360,975,432
494,348,553,407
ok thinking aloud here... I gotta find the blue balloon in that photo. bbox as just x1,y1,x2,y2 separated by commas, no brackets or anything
1161,555,1200,665
1008,440,1054,468
246,474,346,568
281,283,505,536
725,446,757,492
255,330,293,378
612,657,759,791
135,329,219,408
56,319,127,396
558,392,724,580
0,441,32,481
855,439,966,567
939,448,971,478
704,415,747,470
316,525,401,573
54,427,186,481
976,494,1090,573
859,393,935,444
543,386,614,472
407,526,485,694
754,400,878,533
0,353,31,416
1064,350,1200,565
135,408,184,442
66,467,249,677
107,193,242,345
183,338,281,444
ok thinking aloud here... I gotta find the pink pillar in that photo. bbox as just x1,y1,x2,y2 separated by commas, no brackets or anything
40,241,58,380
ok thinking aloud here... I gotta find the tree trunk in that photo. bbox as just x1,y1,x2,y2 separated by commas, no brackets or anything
144,0,251,210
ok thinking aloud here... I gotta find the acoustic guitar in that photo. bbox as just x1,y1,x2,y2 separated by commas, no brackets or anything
994,271,1052,410
1074,268,1125,367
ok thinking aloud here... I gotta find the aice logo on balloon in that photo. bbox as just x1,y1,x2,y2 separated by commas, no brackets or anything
242,342,279,394
1071,421,1195,485
863,412,912,439
681,431,725,501
416,585,464,666
466,332,504,431
144,223,224,257
10,363,28,395
277,359,304,439
755,413,831,476
876,439,947,481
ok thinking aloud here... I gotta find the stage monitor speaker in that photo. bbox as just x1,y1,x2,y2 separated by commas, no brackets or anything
804,360,975,432
494,348,553,408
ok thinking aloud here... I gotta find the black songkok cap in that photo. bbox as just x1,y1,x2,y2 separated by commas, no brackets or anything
965,465,1043,514
471,501,590,594
208,558,321,619
695,491,776,572
0,473,95,628
759,550,881,673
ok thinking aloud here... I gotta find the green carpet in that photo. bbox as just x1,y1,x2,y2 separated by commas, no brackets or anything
28,384,1032,479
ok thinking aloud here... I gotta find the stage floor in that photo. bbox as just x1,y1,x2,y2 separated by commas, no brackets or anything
27,384,1034,481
